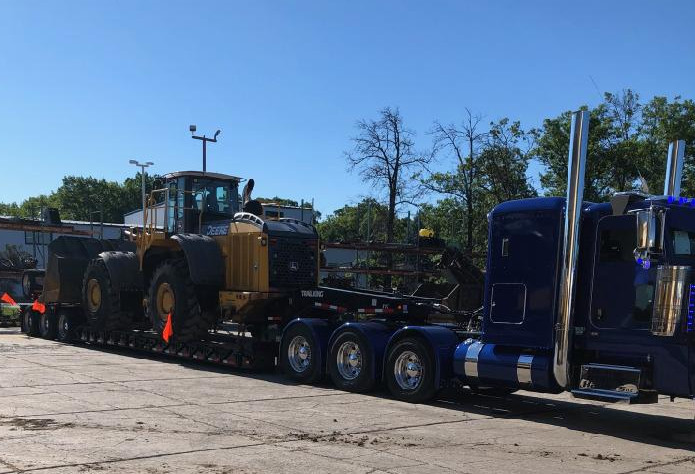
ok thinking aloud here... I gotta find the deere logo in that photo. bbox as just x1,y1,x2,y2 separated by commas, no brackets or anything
289,261,298,271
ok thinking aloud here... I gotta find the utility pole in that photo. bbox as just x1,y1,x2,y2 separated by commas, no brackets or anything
189,125,221,173
129,160,154,229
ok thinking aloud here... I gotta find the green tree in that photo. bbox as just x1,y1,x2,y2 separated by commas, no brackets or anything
346,107,430,287
640,95,695,195
420,115,535,259
530,89,694,201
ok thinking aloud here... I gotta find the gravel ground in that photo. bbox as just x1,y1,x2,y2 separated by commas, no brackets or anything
0,327,694,473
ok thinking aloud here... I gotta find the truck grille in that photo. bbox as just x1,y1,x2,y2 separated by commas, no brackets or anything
269,238,317,288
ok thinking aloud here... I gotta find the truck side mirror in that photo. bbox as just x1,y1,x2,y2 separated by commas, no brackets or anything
633,207,664,269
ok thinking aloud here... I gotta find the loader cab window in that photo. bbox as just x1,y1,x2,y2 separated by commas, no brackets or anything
192,180,237,216
591,215,654,330
165,176,239,234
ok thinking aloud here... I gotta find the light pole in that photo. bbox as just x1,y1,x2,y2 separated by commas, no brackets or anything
129,159,154,228
189,125,221,173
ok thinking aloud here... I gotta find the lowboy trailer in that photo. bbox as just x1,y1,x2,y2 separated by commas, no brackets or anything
22,111,695,406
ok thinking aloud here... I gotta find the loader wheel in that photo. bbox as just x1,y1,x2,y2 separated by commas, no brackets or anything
57,311,77,342
385,337,436,403
82,258,131,331
328,329,375,393
280,324,322,383
23,309,39,336
39,311,57,340
147,259,216,342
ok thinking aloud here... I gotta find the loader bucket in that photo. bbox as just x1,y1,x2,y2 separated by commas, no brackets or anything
42,236,134,304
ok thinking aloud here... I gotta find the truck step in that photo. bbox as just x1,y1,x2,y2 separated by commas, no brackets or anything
571,363,648,404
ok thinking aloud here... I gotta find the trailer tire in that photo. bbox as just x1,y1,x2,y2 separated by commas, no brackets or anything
39,311,57,340
82,258,131,331
147,259,215,343
23,309,39,336
281,324,322,383
385,337,436,403
56,311,77,342
328,329,375,393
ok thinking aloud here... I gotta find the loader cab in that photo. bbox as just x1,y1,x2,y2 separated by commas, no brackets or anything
163,171,240,235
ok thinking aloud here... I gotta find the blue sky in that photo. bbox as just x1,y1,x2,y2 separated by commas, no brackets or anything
1,0,694,218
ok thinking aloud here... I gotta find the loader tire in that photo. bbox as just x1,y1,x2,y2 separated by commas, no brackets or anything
147,259,216,343
82,258,131,331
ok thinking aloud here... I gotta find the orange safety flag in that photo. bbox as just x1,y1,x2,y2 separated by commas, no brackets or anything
1,293,17,306
32,300,46,314
162,312,173,343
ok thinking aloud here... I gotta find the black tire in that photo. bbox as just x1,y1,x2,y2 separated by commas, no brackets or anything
385,337,436,403
82,258,131,331
39,311,57,340
328,329,375,393
57,311,77,342
23,309,39,337
147,259,216,342
280,324,322,383
20,308,28,333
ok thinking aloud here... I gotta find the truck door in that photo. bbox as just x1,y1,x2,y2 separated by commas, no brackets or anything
590,214,654,332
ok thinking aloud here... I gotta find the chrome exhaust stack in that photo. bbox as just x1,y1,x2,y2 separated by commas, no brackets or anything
664,140,685,197
553,110,590,389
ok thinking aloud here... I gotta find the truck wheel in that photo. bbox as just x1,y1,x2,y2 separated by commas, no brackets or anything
23,309,39,336
328,329,375,392
147,259,215,342
57,311,77,342
280,324,322,383
82,258,131,331
385,337,436,403
39,311,57,340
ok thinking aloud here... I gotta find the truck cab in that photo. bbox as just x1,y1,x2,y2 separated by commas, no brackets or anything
573,196,695,400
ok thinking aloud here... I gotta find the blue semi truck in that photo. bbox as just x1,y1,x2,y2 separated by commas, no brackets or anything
283,110,695,404
22,111,695,406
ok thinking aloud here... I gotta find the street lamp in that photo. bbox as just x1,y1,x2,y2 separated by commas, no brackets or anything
129,159,154,228
189,125,221,173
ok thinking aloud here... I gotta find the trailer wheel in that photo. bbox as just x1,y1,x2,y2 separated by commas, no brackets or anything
23,309,39,336
280,324,321,383
147,259,215,342
385,337,436,403
328,329,375,392
20,308,28,333
56,311,77,342
39,311,57,340
82,258,131,331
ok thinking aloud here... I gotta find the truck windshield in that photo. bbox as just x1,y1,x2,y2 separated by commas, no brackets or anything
670,228,695,256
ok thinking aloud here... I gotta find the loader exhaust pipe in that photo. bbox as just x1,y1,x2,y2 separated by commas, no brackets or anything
553,110,590,389
664,140,685,197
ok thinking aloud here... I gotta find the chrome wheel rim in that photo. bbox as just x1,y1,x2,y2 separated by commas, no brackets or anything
288,335,311,373
336,340,362,381
394,350,423,391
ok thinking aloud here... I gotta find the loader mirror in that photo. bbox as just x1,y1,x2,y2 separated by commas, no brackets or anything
633,207,664,269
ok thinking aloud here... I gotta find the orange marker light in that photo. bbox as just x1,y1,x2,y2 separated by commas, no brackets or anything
32,300,46,314
1,293,17,306
162,312,173,342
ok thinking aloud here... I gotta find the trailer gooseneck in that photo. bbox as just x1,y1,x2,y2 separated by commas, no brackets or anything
22,111,695,406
